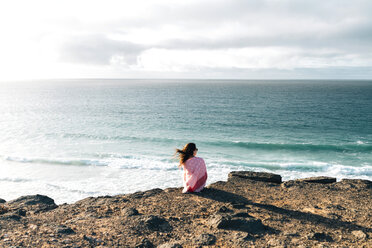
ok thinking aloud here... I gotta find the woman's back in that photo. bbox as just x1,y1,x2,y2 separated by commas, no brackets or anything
183,157,206,175
175,143,207,193
182,157,207,193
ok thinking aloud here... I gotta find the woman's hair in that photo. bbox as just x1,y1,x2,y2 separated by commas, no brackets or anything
175,143,197,166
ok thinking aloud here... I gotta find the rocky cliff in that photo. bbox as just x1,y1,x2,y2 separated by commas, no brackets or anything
0,171,371,247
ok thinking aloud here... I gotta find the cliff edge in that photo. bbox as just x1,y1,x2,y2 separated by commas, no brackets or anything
0,171,371,247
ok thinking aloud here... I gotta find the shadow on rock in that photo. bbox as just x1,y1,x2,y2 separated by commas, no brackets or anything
198,188,372,233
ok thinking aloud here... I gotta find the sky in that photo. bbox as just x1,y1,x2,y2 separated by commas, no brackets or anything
1,0,372,81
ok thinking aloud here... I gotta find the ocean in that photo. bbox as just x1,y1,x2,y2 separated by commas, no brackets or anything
1,79,371,204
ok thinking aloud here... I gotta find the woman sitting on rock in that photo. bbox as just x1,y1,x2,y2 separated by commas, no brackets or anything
175,143,207,193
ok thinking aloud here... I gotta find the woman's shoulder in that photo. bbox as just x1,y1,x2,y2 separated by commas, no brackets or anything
189,157,204,163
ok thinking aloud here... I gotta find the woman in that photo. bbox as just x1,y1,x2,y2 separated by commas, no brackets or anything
175,143,207,193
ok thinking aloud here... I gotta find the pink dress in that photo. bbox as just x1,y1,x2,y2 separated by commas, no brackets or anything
182,157,207,193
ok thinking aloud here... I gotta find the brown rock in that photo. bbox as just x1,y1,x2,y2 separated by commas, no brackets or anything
121,207,139,216
338,179,372,189
135,238,154,248
307,232,333,242
0,205,8,214
142,215,172,232
193,233,216,246
207,214,265,233
296,176,336,184
0,213,21,221
6,194,57,213
351,230,367,240
55,225,75,235
0,170,370,247
157,242,182,248
228,171,282,183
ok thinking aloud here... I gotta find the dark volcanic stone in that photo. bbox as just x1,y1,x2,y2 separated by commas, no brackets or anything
135,238,154,248
218,206,233,213
281,180,303,188
296,176,336,184
8,194,55,205
233,212,251,218
56,225,75,235
0,198,5,203
143,215,172,232
232,203,246,209
122,207,139,216
228,171,282,184
7,194,57,213
337,179,372,189
131,191,145,199
0,213,21,221
143,188,163,198
208,214,265,233
307,232,333,242
0,205,8,214
83,235,104,245
194,233,216,245
12,208,27,216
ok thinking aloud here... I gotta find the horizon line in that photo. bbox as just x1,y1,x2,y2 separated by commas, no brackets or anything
1,78,372,83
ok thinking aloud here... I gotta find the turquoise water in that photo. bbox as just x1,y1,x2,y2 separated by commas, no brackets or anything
1,79,371,203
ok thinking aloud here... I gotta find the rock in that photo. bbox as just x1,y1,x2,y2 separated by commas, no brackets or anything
29,224,38,231
0,170,369,247
228,171,282,184
233,212,251,218
282,231,299,237
135,238,154,248
337,179,372,189
267,238,284,247
307,232,333,242
121,207,139,216
232,203,246,209
7,194,57,213
83,235,104,245
56,225,75,235
351,230,367,240
0,205,8,214
12,208,27,217
0,198,6,204
193,233,216,246
296,177,336,184
281,180,303,189
157,242,182,248
8,194,55,205
131,191,145,199
218,206,233,213
142,188,163,198
0,213,22,221
208,214,265,233
143,215,172,232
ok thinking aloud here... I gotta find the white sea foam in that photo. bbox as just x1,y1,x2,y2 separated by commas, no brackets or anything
1,154,371,204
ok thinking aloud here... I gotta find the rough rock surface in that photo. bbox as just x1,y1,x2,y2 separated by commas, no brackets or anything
0,171,371,247
228,171,282,184
296,176,337,184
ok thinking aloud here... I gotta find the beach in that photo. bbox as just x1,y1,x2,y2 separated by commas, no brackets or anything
0,170,371,247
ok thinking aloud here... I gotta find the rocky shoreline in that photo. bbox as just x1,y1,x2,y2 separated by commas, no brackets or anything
0,171,371,247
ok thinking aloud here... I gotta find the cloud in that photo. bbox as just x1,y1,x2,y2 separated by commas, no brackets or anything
59,34,145,65
2,0,372,79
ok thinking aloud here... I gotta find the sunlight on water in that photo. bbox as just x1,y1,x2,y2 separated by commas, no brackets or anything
0,79,371,203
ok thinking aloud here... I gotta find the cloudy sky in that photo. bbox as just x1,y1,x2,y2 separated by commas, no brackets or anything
1,0,372,80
